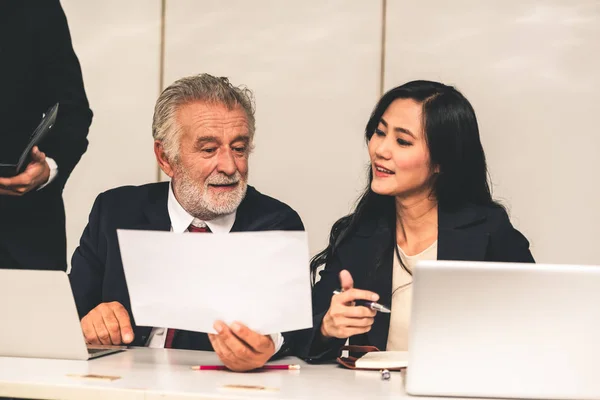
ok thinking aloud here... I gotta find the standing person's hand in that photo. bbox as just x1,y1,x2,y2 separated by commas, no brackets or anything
0,147,50,195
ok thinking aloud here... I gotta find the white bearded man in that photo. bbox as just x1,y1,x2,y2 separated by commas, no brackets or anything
69,74,304,371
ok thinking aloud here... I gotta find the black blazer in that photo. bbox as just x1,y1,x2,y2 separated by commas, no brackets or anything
69,182,304,355
301,203,535,361
0,0,92,271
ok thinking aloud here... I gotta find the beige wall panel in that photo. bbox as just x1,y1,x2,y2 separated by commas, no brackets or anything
61,0,162,268
164,0,382,254
385,0,599,264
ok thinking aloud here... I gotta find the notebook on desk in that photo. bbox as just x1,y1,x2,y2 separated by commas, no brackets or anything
337,345,408,370
0,103,58,177
355,351,408,370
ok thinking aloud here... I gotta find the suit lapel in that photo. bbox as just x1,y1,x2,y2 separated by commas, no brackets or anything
438,205,489,261
438,228,489,261
230,186,259,232
132,183,171,232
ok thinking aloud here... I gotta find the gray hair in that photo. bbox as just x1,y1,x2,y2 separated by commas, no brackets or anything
152,73,256,162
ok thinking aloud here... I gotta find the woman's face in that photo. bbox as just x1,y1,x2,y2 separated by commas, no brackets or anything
368,98,438,199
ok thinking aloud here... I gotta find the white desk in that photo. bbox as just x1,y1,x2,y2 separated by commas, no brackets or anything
0,347,474,400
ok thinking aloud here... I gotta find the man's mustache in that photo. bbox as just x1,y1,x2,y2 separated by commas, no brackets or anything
205,172,243,186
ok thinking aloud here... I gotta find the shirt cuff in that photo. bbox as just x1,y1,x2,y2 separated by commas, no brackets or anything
38,157,58,190
270,332,284,355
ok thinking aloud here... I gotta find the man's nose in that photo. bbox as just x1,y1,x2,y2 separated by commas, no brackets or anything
216,148,237,176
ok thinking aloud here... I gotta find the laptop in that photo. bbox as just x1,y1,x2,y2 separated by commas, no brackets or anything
406,260,600,400
0,269,123,360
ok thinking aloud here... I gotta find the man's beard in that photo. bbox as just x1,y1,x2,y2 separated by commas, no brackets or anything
173,167,247,221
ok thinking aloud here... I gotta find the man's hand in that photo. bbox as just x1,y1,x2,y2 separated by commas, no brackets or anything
81,301,134,345
0,146,50,196
208,321,275,372
320,269,378,339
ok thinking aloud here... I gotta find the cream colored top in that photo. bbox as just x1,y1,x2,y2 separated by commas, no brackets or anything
386,241,438,351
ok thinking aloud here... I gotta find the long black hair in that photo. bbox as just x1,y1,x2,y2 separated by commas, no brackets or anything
310,80,499,282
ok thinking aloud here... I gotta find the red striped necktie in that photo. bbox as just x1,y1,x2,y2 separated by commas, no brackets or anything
164,223,212,349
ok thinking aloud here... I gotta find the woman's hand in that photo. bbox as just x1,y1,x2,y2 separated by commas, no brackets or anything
320,270,379,339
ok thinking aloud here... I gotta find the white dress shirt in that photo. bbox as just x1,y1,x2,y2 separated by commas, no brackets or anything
147,183,284,354
37,157,58,190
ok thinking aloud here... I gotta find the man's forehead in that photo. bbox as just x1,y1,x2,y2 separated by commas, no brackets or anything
175,103,250,146
177,101,248,128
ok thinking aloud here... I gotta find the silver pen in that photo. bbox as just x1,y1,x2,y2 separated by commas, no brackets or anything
333,290,391,313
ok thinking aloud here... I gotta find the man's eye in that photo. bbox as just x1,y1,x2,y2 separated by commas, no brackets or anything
233,147,247,153
202,148,217,153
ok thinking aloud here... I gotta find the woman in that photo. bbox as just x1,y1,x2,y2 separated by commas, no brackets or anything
303,80,534,361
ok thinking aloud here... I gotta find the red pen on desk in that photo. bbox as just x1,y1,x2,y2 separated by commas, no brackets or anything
191,364,300,371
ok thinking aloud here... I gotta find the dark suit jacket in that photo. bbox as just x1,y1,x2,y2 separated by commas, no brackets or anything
301,203,535,361
0,0,92,271
69,182,305,355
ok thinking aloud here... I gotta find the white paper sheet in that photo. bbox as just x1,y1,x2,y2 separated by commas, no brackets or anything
116,229,313,334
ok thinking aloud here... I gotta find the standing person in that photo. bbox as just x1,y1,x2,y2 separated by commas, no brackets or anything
0,0,93,271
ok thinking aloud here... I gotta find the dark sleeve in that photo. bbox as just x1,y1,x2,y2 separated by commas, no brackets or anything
486,210,535,263
293,252,347,361
36,0,92,188
69,193,106,319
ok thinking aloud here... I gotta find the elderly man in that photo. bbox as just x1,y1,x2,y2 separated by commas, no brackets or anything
69,74,303,371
